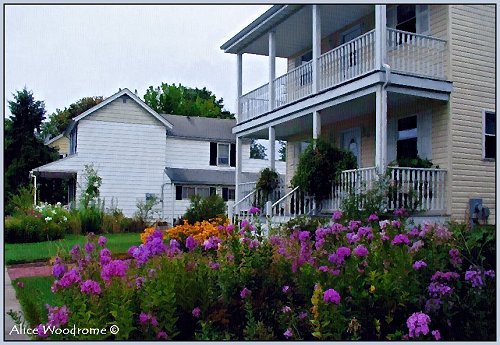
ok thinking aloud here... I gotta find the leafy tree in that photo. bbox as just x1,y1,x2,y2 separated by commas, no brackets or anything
250,139,267,159
5,88,58,213
143,83,234,119
41,96,104,140
278,141,287,161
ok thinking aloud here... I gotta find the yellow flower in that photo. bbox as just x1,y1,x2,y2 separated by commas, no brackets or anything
369,285,376,294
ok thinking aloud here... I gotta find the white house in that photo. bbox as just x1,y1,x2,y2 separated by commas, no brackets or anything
31,88,285,224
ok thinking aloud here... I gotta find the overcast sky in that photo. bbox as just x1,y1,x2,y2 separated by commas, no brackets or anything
5,4,288,118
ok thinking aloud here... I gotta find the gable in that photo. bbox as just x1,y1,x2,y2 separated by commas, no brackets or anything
84,95,163,126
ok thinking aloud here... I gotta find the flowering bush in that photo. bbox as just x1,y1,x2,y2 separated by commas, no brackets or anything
36,211,494,340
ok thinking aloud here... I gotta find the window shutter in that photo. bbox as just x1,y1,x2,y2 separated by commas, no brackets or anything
387,116,397,163
417,111,432,159
230,143,236,167
222,187,229,201
209,142,217,166
175,186,182,201
416,5,430,35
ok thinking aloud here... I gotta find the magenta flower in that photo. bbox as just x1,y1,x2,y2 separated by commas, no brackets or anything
157,331,168,340
282,306,292,313
46,305,69,327
367,213,379,222
391,234,410,246
323,288,341,304
70,245,80,260
16,281,24,288
150,316,158,327
53,269,81,290
298,231,310,242
80,280,101,295
135,276,145,289
431,271,460,281
413,260,427,270
98,236,107,247
99,248,112,265
318,265,329,272
432,330,441,340
485,269,495,278
394,208,408,217
203,236,221,251
84,242,95,254
101,260,129,282
337,246,351,258
282,285,290,293
185,236,197,252
240,287,251,299
283,328,293,338
465,269,484,288
139,312,149,325
36,324,49,338
332,211,343,221
353,245,369,257
406,312,431,338
52,256,66,278
226,224,234,233
192,307,201,318
208,261,220,270
249,206,260,215
449,248,462,267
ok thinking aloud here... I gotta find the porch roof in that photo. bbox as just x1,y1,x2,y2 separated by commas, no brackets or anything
30,155,79,178
164,168,259,186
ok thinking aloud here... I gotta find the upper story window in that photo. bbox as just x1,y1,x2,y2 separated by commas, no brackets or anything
484,111,496,160
397,115,418,160
209,142,236,167
387,5,429,35
69,127,77,155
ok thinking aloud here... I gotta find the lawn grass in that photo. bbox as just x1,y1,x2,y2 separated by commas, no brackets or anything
13,276,59,327
6,233,141,265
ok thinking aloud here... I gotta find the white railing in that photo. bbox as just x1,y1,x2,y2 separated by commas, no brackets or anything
319,29,376,90
271,186,316,223
232,180,286,222
387,167,447,212
387,28,447,79
239,84,269,122
274,61,313,108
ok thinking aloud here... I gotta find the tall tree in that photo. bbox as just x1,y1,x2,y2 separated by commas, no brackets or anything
5,88,58,208
143,83,234,119
278,141,287,162
250,139,267,159
41,96,104,139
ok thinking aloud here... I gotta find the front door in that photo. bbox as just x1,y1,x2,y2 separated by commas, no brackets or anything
342,127,361,167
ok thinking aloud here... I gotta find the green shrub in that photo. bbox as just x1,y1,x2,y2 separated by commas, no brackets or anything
184,194,226,224
134,195,161,228
292,138,357,202
5,214,65,243
256,168,280,202
10,185,35,216
79,205,104,234
281,215,330,235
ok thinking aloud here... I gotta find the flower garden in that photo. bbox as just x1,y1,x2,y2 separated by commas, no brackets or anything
21,209,495,341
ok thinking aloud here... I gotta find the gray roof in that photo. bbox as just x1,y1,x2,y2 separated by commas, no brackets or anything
160,114,236,142
164,168,258,186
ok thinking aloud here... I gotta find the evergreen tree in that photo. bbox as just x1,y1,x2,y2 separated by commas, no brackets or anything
250,139,267,159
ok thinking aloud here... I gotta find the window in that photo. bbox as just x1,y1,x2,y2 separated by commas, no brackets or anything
484,111,496,160
69,127,77,155
397,116,418,160
176,185,215,200
387,5,429,37
218,143,230,165
210,142,236,167
222,187,236,201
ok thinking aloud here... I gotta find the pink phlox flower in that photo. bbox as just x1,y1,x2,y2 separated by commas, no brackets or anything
406,312,431,338
332,211,343,221
80,279,101,295
353,245,369,257
323,288,341,304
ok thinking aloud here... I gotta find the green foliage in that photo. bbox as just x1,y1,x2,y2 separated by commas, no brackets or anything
184,194,226,224
256,168,280,202
5,88,58,214
250,139,266,159
282,215,330,234
10,185,35,216
278,141,287,162
391,156,434,169
292,138,357,202
143,83,234,119
80,164,102,208
41,96,104,140
79,204,104,234
5,215,65,243
134,195,161,228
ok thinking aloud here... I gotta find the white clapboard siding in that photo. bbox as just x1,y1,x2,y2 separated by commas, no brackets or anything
76,119,166,217
165,138,232,171
449,4,495,223
240,142,286,175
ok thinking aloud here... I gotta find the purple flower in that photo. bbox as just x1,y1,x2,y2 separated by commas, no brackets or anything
80,280,101,295
485,269,495,278
318,265,329,272
84,242,95,254
185,236,197,251
391,234,410,246
298,231,310,242
101,260,129,282
348,220,362,232
36,324,49,338
428,282,453,297
337,246,351,258
283,328,293,338
135,276,145,289
52,256,66,278
98,236,107,247
157,331,168,340
53,269,81,290
353,245,369,257
192,307,201,318
282,285,290,293
249,206,260,215
409,240,424,253
16,281,24,288
379,220,390,230
332,211,343,221
323,288,341,304
406,312,431,338
139,312,149,324
298,311,308,320
434,224,452,241
70,245,80,260
432,330,441,341
46,305,69,327
208,261,220,270
431,271,460,281
226,224,234,233
240,287,251,299
413,260,427,270
391,220,401,228
465,269,484,288
367,213,379,222
282,306,292,313
100,248,112,265
394,208,408,217
449,248,462,267
151,316,158,327
203,236,221,251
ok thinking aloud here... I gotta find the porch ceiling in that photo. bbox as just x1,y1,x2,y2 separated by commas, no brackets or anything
223,4,374,57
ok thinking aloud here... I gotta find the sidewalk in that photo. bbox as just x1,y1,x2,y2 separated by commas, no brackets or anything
4,268,31,340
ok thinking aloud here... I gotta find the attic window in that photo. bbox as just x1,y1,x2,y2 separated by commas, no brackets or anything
122,97,127,103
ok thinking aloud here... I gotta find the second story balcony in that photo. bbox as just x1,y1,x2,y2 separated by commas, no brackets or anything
222,5,449,124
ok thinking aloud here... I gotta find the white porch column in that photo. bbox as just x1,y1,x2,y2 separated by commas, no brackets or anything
236,53,243,119
33,174,37,206
374,5,387,69
268,127,276,171
268,30,276,111
312,4,321,93
313,110,321,140
375,84,388,174
235,136,243,202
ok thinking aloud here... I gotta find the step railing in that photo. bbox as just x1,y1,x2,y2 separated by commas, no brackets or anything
271,186,316,223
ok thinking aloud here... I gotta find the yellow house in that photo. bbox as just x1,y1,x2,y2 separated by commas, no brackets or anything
45,133,70,158
222,5,495,224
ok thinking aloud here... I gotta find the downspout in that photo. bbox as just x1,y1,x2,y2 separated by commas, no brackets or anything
382,63,391,171
160,182,169,221
382,63,391,89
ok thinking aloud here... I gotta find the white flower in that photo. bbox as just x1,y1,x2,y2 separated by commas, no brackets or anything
56,202,62,206
45,217,52,222
62,216,68,222
52,210,57,215
93,182,99,187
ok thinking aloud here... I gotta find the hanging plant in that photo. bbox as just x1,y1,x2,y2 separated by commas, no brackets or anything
256,168,280,202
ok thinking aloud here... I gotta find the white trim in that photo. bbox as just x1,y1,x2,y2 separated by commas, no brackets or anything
66,88,173,134
483,109,496,160
45,133,65,145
